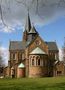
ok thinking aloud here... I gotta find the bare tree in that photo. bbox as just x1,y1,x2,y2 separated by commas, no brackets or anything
0,53,3,67
0,0,65,30
0,48,4,67
0,43,5,76
62,37,65,63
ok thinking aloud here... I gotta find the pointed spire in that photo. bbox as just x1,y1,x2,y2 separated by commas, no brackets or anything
25,11,31,33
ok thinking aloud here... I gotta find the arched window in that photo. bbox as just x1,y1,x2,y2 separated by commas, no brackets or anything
32,59,35,66
19,53,22,59
11,67,15,78
12,53,16,60
22,53,25,60
38,59,40,66
36,56,41,66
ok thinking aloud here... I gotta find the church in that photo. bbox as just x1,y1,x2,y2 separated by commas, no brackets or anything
5,13,62,78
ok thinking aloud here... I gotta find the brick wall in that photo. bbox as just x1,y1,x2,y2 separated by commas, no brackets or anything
54,62,65,76
29,66,48,77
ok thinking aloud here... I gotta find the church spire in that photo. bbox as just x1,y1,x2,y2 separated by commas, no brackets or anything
23,12,31,42
25,12,31,32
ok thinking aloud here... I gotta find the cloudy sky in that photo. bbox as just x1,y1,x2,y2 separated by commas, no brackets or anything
0,0,65,64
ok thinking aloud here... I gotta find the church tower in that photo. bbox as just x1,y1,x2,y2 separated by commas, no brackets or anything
23,12,31,42
23,12,38,42
28,25,39,41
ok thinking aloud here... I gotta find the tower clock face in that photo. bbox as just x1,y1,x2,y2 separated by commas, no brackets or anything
35,40,41,45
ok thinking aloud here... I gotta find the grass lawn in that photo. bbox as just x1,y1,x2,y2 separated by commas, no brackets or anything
0,77,65,90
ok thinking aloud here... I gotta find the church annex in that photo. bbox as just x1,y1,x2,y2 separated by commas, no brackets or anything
6,13,60,78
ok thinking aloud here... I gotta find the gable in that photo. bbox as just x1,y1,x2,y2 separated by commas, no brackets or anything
30,47,46,55
27,35,48,54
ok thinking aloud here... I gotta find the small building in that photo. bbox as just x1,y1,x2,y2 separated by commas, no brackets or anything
17,63,25,78
54,61,65,76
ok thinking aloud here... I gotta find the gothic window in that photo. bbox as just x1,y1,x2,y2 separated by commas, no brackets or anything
30,55,35,66
10,53,15,60
32,59,35,66
12,53,16,60
55,54,58,60
38,59,40,66
22,53,25,60
19,53,22,59
36,56,41,66
11,67,15,78
30,55,41,66
19,53,25,60
10,53,12,59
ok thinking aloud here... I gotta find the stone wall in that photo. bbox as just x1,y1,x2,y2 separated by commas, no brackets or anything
17,68,25,78
29,66,48,77
29,54,48,77
54,62,65,76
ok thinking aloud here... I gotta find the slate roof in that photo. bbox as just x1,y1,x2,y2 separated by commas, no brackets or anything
45,42,58,51
9,41,59,51
9,41,26,50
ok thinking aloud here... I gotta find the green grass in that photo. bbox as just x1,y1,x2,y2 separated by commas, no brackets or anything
0,77,65,90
